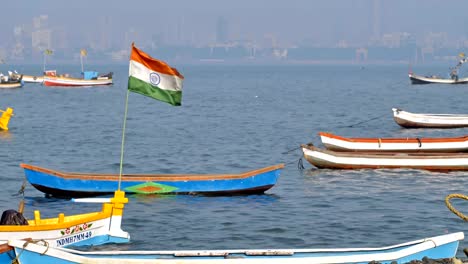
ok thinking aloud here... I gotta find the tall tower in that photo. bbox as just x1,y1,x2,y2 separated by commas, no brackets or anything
372,0,381,40
216,16,228,43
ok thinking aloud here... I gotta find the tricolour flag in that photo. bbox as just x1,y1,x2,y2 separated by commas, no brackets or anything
128,44,184,106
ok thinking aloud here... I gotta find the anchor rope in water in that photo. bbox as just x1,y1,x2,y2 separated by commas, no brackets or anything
445,193,468,221
336,112,388,128
297,158,304,170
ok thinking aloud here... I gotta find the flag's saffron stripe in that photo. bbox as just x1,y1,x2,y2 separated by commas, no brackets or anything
128,76,182,106
130,46,184,79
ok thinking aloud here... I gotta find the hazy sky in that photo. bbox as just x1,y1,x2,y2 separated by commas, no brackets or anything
4,0,468,47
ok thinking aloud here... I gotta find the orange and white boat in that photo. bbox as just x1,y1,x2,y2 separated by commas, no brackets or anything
43,70,113,87
43,71,113,87
319,132,468,152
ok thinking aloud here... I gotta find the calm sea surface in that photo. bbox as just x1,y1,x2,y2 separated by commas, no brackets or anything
0,63,467,256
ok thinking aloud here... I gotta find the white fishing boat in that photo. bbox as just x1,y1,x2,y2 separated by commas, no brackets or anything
9,71,43,84
409,72,468,84
392,108,468,128
409,53,468,84
301,143,468,171
0,72,23,88
43,72,113,87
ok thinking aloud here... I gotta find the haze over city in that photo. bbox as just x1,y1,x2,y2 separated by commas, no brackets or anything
2,0,468,64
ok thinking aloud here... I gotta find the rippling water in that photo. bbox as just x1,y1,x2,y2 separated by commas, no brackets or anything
0,63,467,256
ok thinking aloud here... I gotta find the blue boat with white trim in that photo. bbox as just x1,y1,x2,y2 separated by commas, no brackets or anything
6,232,464,264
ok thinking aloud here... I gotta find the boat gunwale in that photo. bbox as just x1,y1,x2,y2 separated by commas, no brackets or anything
7,232,464,261
319,132,468,144
301,144,468,159
20,163,285,182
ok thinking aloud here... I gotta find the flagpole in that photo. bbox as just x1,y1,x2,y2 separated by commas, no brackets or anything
43,53,46,73
118,89,131,191
80,54,84,73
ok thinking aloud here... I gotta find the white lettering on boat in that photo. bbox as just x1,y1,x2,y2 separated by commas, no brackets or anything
56,231,92,246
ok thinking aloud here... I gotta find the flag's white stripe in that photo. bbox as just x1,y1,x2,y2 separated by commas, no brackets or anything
129,60,183,92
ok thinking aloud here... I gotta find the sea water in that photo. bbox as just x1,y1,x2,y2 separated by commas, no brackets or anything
0,63,467,255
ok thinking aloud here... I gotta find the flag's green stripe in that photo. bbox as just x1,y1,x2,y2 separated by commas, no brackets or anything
128,76,182,106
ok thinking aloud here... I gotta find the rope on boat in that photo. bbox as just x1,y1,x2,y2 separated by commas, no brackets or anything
416,138,422,147
10,239,49,264
445,193,468,221
282,146,301,154
337,113,388,128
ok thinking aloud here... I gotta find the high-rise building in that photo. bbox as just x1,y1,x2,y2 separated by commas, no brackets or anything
372,0,381,40
33,15,48,30
216,16,228,43
32,29,52,51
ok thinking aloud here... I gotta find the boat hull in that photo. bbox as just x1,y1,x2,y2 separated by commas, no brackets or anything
319,132,468,152
409,73,468,84
0,190,129,257
0,82,22,89
21,163,284,198
392,108,468,128
301,144,468,171
9,232,464,264
22,75,44,83
43,76,113,87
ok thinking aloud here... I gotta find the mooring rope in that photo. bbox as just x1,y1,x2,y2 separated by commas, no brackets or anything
10,239,49,264
297,158,305,170
336,112,388,128
445,193,468,221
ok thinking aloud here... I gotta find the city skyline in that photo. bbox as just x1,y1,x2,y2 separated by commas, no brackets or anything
3,1,468,63
4,1,468,47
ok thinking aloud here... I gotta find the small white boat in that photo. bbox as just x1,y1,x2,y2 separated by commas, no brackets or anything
0,73,23,89
301,143,468,171
409,54,468,84
409,72,468,84
6,232,464,264
392,108,468,128
319,132,468,152
9,71,43,84
21,75,44,83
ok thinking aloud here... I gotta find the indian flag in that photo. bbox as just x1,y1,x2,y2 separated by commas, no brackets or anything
128,45,184,106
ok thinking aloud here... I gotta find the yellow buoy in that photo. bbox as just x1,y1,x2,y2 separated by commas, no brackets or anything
0,107,14,131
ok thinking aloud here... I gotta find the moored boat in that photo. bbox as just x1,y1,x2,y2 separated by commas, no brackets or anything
21,75,44,83
43,71,113,87
301,143,468,171
21,163,284,198
392,108,468,128
9,71,43,84
0,190,129,262
409,72,468,84
319,132,468,152
409,53,468,84
0,73,23,88
7,232,464,264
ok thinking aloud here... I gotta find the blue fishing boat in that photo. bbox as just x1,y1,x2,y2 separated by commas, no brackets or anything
21,163,284,198
6,232,464,264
